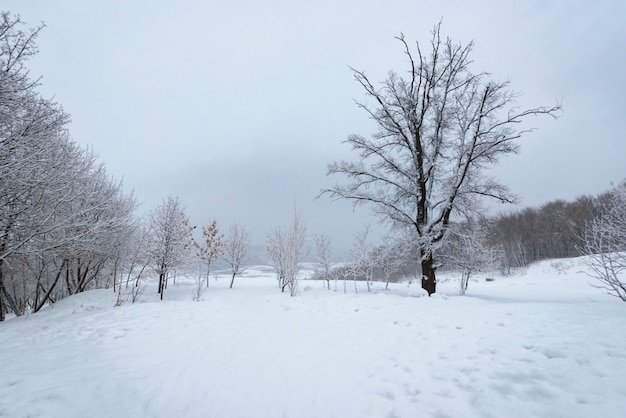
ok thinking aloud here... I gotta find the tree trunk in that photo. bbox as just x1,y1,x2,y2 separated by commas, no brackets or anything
0,283,4,322
206,262,211,288
0,261,22,320
34,259,66,313
158,272,165,300
421,256,437,296
460,270,470,295
229,273,236,289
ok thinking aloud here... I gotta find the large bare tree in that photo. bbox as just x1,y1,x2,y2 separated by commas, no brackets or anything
322,23,560,295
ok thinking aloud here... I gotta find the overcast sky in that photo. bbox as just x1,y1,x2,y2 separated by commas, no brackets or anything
5,0,625,248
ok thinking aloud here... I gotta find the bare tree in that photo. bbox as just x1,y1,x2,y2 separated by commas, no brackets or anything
191,257,204,302
581,183,626,301
197,220,225,288
222,223,250,289
267,227,288,292
348,225,372,294
148,196,195,300
373,237,410,290
443,220,499,295
266,210,307,296
321,22,561,295
0,13,138,319
313,233,333,290
114,222,150,305
285,210,306,296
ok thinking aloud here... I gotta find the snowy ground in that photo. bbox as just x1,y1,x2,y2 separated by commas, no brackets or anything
1,257,625,418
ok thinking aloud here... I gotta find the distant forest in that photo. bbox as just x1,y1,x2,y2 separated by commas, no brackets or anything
486,190,616,269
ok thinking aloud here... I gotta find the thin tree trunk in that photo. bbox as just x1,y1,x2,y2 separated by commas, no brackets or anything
0,282,4,321
65,261,72,295
135,264,147,287
0,261,22,320
112,257,118,293
34,260,66,313
229,272,236,289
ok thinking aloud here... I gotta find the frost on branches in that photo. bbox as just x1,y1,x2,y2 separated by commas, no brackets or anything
582,183,626,301
266,210,306,296
196,220,225,288
0,13,136,320
322,22,560,295
222,223,251,289
148,196,195,300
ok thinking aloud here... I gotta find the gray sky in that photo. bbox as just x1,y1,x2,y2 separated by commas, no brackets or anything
6,0,625,248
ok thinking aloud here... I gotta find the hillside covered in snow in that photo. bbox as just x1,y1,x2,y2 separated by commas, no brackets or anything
1,256,624,418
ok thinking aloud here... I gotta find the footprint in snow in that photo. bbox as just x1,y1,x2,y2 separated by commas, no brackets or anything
380,391,395,400
541,348,566,359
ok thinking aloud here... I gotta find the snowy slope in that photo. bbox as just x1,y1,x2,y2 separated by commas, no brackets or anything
0,257,625,418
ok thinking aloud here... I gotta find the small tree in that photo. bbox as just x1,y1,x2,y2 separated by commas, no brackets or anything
267,227,288,292
373,237,410,290
266,210,306,296
313,233,333,290
444,220,499,295
222,223,250,289
285,210,306,296
581,183,626,301
322,22,561,295
348,225,372,294
191,257,204,302
148,196,195,300
197,220,225,288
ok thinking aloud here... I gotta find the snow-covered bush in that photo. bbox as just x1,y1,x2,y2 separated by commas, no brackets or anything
582,183,626,301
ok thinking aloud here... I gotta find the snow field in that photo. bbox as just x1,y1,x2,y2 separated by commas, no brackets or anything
0,257,625,417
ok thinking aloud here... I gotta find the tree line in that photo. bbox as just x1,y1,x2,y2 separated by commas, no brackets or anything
0,14,256,319
0,13,137,320
486,195,598,269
